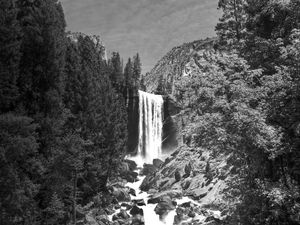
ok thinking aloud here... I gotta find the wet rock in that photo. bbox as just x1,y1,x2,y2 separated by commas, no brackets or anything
120,170,138,183
175,170,181,182
121,202,133,210
114,204,121,210
111,198,119,204
131,214,145,225
117,209,130,220
154,196,176,216
141,163,157,176
153,158,164,168
130,205,144,216
128,187,136,196
95,214,109,224
188,210,196,218
124,159,137,171
112,187,131,202
132,199,146,206
148,190,182,204
180,201,191,208
182,178,191,190
105,206,115,215
184,162,192,176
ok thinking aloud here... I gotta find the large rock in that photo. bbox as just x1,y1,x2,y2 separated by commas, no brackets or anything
141,163,157,176
112,209,130,221
130,205,144,216
112,187,131,202
124,159,137,171
131,215,145,225
120,170,138,183
154,196,176,216
153,158,164,168
132,199,146,206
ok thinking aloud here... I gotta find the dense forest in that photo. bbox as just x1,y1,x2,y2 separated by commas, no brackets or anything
0,0,143,224
1,0,300,225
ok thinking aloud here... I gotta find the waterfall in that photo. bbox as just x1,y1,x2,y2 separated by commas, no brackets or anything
137,90,164,164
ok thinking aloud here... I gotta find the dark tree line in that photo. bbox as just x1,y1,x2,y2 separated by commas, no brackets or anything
0,0,137,224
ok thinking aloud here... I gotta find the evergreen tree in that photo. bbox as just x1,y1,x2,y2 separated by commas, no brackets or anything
109,52,123,85
216,0,247,48
124,57,134,87
133,53,142,87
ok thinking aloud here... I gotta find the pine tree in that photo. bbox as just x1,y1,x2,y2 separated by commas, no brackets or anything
124,58,134,87
216,0,247,48
109,52,124,85
133,53,142,87
0,0,21,112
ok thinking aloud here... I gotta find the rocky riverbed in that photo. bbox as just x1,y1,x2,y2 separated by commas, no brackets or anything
78,145,231,225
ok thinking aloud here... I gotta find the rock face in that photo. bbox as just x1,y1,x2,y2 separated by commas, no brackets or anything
141,145,231,207
144,37,217,96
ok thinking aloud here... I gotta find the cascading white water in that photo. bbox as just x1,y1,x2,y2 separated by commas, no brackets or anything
137,90,164,164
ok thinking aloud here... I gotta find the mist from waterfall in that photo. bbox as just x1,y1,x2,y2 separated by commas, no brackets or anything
137,90,164,165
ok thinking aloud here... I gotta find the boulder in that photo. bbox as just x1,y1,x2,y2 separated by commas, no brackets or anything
132,199,146,206
153,158,164,168
121,202,133,210
154,196,176,216
141,163,157,176
130,205,144,216
120,170,138,183
175,170,181,182
114,204,121,210
128,187,136,196
112,187,131,202
124,159,137,171
148,190,182,204
184,163,192,176
131,214,145,225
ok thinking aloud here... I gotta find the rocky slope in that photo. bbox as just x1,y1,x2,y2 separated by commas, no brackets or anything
144,37,217,97
141,37,238,224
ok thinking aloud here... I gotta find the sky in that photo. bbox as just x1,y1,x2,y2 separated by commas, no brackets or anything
61,0,221,72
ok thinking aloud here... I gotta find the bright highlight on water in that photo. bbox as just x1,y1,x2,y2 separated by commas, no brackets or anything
138,90,164,164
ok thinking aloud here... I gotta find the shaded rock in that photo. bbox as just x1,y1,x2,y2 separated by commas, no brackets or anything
104,206,115,215
141,163,157,176
114,204,121,210
132,199,146,206
182,178,191,190
120,170,138,183
175,170,181,182
112,187,131,202
124,159,137,171
188,210,196,218
180,201,191,208
128,187,136,196
118,209,130,220
148,190,182,204
121,202,133,210
153,158,164,168
130,205,144,216
184,162,192,176
154,196,176,216
131,214,145,225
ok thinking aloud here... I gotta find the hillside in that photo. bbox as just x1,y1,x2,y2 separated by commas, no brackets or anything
144,37,217,95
